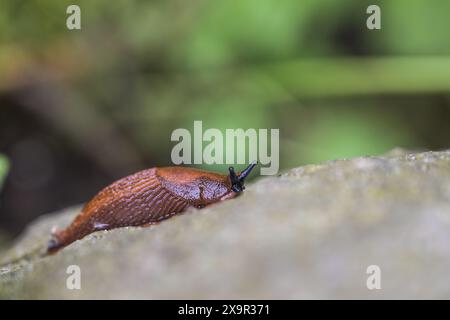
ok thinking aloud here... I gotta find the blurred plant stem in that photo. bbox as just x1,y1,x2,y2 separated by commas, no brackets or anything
4,56,450,99
262,57,450,97
0,154,9,191
176,57,450,100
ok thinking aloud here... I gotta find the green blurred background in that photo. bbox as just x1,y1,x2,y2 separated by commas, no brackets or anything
1,0,450,245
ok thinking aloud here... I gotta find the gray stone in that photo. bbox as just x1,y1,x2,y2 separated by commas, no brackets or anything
1,150,450,299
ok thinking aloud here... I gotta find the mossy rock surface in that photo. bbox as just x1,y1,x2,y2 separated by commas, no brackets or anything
1,150,450,299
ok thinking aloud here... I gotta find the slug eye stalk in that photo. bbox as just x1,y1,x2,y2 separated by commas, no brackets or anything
229,161,257,192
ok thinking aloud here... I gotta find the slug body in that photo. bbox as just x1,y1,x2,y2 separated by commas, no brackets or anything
48,163,256,253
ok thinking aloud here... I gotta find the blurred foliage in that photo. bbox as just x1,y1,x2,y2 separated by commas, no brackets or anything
0,154,9,191
1,0,450,234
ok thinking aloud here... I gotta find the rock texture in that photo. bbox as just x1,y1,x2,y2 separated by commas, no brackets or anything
1,150,450,299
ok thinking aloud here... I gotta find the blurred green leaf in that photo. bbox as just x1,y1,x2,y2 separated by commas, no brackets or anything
0,154,9,190
291,108,415,165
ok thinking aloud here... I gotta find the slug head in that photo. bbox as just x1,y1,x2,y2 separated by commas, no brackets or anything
229,161,257,193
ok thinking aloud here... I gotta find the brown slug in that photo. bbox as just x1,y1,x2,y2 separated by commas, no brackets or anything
47,162,257,253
